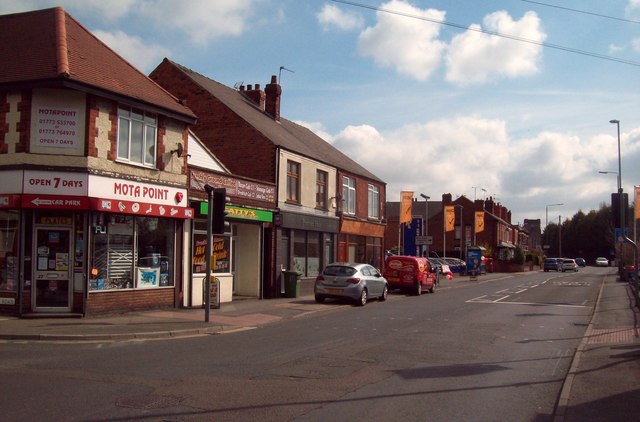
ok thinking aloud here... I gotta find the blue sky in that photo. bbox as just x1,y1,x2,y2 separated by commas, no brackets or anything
4,0,640,227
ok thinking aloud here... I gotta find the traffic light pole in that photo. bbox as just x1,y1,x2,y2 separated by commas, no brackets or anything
204,184,214,323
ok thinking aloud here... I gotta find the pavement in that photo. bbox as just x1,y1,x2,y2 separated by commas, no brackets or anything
1,270,638,420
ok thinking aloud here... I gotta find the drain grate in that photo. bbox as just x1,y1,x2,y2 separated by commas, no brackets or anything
586,327,639,345
116,394,184,410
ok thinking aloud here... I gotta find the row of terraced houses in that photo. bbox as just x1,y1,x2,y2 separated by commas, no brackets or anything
0,7,530,317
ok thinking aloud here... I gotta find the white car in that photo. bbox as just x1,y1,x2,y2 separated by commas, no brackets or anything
595,257,609,267
561,259,578,272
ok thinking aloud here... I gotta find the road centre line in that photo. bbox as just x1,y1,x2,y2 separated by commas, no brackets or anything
466,299,589,308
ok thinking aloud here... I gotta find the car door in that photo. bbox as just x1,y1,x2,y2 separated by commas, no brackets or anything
364,265,381,296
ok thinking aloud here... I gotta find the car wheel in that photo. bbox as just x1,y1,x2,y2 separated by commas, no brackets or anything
414,281,422,296
357,288,367,306
428,282,436,294
315,295,325,303
379,285,388,301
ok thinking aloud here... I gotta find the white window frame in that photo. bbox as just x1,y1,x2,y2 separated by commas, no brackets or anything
342,176,356,215
368,184,379,219
117,106,157,167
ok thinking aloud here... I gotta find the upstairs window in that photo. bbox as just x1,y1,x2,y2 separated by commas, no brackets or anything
117,106,157,167
316,170,328,209
342,176,356,215
368,184,379,219
287,160,301,203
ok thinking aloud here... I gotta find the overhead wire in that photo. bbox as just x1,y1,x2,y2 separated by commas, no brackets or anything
520,0,640,25
331,0,640,67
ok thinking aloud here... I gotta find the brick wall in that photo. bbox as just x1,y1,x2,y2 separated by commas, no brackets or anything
86,288,175,315
150,61,277,183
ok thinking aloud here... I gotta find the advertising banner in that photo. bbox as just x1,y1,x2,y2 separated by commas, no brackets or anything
445,205,455,232
400,191,413,223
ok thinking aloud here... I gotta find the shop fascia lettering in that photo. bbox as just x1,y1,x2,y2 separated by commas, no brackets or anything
88,175,186,206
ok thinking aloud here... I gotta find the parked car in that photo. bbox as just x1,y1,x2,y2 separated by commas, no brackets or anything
562,258,578,272
595,257,609,267
314,263,389,306
443,257,467,275
543,258,562,272
428,257,453,279
575,257,586,267
384,255,437,295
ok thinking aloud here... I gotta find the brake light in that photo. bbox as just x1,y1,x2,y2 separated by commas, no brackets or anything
316,275,325,282
346,277,361,284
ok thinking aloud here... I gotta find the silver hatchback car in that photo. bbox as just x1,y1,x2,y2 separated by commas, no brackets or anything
314,263,389,306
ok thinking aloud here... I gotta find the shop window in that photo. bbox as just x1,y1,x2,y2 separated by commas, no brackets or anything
368,184,379,219
293,231,306,274
286,160,300,203
342,176,356,215
90,214,174,290
0,210,19,292
366,236,382,269
316,170,327,209
307,232,320,277
192,231,232,275
117,106,157,167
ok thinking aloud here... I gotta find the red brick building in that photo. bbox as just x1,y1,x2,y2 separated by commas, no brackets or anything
0,8,196,316
150,59,386,296
385,194,528,262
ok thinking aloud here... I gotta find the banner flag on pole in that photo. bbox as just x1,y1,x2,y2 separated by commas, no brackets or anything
445,205,455,232
400,191,413,223
635,186,640,220
475,211,485,233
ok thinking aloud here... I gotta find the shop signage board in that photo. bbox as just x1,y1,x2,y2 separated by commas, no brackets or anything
34,106,81,149
190,169,276,204
198,202,273,223
88,175,193,219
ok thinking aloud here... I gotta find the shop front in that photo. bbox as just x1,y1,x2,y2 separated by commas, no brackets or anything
188,202,273,305
275,211,339,296
187,169,276,305
338,219,385,270
0,169,192,316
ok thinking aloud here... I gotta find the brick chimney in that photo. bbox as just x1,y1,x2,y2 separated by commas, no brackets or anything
243,83,265,111
265,75,281,121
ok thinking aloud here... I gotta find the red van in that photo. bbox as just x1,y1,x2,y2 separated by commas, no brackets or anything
383,255,437,295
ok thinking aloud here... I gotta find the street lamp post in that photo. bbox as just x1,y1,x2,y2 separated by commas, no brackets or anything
545,203,563,228
610,119,638,302
598,171,620,191
420,194,430,257
611,119,626,279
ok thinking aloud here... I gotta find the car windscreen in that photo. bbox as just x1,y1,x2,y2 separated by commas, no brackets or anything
323,266,357,276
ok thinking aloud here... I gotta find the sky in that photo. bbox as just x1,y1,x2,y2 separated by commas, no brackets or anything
3,0,640,227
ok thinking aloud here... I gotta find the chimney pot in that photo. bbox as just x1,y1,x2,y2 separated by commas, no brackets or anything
265,75,282,121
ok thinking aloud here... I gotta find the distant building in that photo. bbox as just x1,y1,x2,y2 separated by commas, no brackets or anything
523,219,542,251
385,194,528,261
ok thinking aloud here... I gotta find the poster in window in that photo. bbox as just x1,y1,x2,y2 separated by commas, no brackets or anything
212,236,230,273
192,233,207,274
137,267,159,288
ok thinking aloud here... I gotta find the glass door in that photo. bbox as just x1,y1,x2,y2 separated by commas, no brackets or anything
33,227,72,311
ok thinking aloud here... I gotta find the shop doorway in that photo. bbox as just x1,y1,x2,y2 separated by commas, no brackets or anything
33,226,72,312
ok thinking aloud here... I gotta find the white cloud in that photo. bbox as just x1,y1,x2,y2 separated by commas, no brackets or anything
626,0,640,18
330,117,508,196
357,0,446,81
609,43,625,54
445,11,546,86
631,38,640,52
138,0,255,45
317,3,363,31
93,30,171,73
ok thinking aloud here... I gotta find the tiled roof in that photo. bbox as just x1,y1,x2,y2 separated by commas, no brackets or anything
163,59,384,183
0,7,195,122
